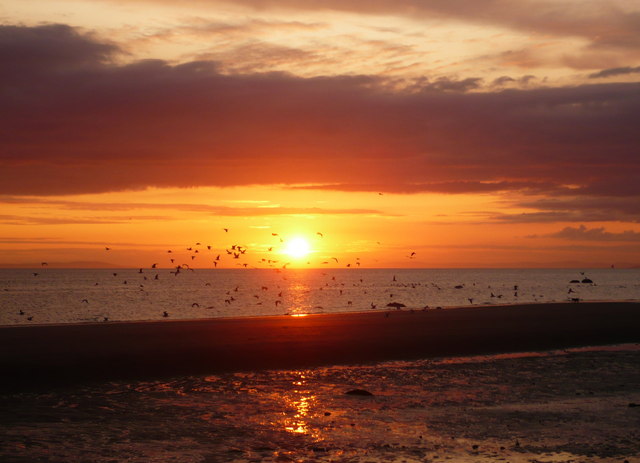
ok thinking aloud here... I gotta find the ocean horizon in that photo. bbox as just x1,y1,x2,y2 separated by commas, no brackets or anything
3,267,639,326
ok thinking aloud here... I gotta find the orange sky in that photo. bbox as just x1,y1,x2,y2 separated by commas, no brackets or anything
0,0,639,268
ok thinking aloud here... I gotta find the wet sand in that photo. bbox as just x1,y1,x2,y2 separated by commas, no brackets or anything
2,301,639,388
2,345,639,462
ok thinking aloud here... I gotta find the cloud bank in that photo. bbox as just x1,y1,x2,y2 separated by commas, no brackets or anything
1,24,638,224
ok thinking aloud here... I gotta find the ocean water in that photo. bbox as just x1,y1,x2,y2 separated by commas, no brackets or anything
1,268,639,325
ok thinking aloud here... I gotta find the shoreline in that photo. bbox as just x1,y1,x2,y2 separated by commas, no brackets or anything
1,301,639,389
3,298,638,329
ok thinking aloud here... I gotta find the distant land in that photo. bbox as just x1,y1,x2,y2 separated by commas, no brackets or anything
0,261,124,269
0,261,638,269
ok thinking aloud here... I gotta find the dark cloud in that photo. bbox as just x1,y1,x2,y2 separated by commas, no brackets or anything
0,24,639,226
543,224,640,241
290,181,561,195
493,197,640,224
0,24,117,83
589,66,640,79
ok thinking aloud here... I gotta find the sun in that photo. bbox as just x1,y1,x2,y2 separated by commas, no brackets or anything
284,237,311,259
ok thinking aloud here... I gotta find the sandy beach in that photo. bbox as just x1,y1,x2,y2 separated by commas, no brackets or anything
2,302,640,462
2,301,639,388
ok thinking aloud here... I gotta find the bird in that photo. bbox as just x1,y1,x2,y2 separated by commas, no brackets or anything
105,247,111,251
81,299,89,304
41,262,48,266
223,228,229,233
317,232,324,237
151,263,157,268
163,311,169,317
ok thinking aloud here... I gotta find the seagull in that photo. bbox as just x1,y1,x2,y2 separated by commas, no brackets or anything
223,228,229,233
105,247,111,251
317,232,324,238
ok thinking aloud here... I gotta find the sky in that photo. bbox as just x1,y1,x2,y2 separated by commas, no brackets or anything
0,0,639,268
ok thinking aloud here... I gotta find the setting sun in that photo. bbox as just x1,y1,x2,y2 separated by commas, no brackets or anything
283,237,311,259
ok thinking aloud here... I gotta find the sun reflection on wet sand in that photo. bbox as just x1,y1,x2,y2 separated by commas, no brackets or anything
281,373,321,439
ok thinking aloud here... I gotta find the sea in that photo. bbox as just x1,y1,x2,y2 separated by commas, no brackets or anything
2,268,640,462
1,267,639,325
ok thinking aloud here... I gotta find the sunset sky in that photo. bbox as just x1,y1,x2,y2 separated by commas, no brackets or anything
1,0,639,268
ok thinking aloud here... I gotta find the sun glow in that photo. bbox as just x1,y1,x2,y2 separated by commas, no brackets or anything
284,237,311,259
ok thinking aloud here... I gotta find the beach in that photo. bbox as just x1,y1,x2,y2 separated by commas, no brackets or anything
1,302,639,462
2,301,639,388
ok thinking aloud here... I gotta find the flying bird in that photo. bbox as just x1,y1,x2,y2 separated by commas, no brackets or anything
317,232,323,237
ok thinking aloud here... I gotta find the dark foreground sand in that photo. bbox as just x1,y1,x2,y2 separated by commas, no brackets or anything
1,301,639,388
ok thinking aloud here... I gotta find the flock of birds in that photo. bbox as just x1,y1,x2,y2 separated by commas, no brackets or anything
9,229,605,323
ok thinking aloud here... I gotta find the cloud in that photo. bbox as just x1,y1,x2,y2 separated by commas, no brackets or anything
290,181,561,195
589,66,640,78
0,196,385,216
542,225,640,241
0,214,172,226
492,197,640,223
99,0,640,49
0,24,639,223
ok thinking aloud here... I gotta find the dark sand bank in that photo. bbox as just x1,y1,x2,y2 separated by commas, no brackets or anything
1,302,639,388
